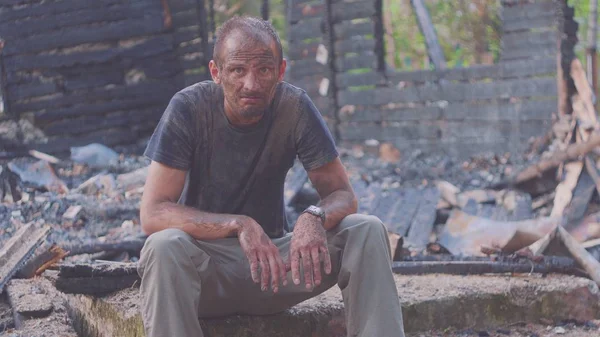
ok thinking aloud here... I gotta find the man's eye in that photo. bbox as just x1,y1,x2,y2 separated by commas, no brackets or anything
260,67,269,73
233,68,243,74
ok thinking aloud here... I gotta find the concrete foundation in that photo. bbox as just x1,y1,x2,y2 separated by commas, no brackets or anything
62,273,600,337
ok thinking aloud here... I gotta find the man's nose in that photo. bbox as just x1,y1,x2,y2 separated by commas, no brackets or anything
243,71,260,92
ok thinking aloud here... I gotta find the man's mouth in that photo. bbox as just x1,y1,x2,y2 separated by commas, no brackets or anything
241,96,262,103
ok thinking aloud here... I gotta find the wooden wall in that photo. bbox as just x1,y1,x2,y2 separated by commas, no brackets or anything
285,0,572,158
0,0,573,159
0,0,211,153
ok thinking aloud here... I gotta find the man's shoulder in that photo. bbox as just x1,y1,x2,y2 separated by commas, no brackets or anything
175,80,220,107
278,81,308,100
274,81,313,114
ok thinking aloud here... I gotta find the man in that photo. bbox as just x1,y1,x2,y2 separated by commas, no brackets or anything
138,15,405,337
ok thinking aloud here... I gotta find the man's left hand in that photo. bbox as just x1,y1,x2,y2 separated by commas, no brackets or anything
289,213,332,290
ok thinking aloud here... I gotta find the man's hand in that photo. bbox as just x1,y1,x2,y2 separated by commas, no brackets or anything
289,213,332,290
236,215,288,293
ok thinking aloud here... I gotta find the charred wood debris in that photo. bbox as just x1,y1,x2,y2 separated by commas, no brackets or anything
3,64,600,332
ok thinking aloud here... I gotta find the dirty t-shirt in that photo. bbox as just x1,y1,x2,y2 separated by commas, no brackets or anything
144,81,338,238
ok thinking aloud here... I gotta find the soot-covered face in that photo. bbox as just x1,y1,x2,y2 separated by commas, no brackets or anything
210,30,286,123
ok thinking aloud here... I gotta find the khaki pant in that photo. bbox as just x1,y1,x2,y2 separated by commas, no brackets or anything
137,213,405,337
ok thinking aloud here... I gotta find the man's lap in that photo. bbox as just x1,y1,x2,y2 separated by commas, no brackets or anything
138,213,385,316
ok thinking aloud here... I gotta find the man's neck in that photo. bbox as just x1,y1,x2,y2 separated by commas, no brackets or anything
223,102,266,128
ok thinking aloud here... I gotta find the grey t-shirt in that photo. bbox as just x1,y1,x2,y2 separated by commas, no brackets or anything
144,81,338,237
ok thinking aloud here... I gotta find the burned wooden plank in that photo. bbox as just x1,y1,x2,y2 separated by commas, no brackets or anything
334,52,377,72
0,0,150,23
63,72,124,92
500,44,557,61
387,57,556,84
333,21,374,40
404,187,440,252
4,17,165,56
54,274,140,295
0,293,14,332
32,96,166,123
336,77,557,107
502,14,556,33
444,100,556,121
410,0,446,69
0,223,51,293
557,226,600,287
287,41,321,59
331,0,376,23
13,80,176,113
334,37,376,56
289,60,328,78
61,238,146,257
0,1,161,39
563,170,596,229
289,2,326,23
16,245,69,279
502,30,557,51
338,121,439,141
174,29,201,45
41,113,134,137
502,0,558,23
371,187,422,237
391,259,584,277
5,35,174,71
7,81,57,101
438,209,561,256
288,18,323,42
335,71,386,89
57,262,138,278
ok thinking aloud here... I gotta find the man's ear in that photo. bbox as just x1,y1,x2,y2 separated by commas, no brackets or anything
278,58,287,82
209,60,221,84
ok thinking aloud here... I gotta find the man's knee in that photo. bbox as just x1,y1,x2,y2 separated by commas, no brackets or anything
138,228,198,274
339,213,387,236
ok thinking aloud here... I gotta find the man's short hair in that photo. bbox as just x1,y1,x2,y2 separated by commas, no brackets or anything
212,16,283,67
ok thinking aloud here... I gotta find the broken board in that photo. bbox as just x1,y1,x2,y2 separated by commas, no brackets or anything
462,190,533,222
52,262,140,295
0,223,51,293
364,185,440,253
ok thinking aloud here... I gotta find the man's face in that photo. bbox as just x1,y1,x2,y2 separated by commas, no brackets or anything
210,30,286,120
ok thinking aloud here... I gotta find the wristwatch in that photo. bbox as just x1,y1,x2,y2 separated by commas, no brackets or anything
302,205,326,224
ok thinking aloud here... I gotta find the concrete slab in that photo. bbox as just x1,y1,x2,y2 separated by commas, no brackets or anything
63,273,600,337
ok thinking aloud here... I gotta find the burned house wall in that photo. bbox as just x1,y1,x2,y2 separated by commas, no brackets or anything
286,0,572,159
0,0,211,153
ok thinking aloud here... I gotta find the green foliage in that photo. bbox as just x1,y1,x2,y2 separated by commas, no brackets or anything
382,0,502,71
568,0,598,63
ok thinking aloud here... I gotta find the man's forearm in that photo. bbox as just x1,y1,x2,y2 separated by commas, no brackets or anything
317,189,358,231
141,201,241,239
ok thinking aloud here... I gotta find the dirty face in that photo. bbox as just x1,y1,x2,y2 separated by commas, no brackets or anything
209,30,286,122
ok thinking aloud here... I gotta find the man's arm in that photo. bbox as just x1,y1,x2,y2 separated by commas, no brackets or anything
307,157,358,230
288,157,357,289
140,160,288,292
140,160,242,239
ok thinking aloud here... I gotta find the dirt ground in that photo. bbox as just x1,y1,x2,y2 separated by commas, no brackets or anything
408,320,600,337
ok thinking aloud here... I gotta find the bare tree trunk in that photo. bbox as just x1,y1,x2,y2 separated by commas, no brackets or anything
587,0,598,95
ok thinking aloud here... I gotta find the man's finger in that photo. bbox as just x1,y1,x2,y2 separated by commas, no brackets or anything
320,245,332,275
276,250,288,287
290,249,301,285
248,250,260,283
311,246,322,286
268,250,280,293
259,252,270,291
300,249,313,290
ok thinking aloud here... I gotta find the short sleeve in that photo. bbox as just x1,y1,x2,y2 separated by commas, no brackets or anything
144,92,196,171
294,92,339,171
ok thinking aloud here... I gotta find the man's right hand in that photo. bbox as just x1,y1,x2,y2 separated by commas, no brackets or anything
235,216,288,293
